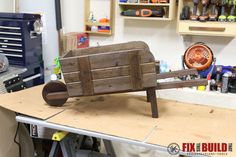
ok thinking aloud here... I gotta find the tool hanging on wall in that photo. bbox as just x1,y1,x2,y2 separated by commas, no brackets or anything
218,0,228,21
190,0,200,20
180,6,191,20
199,0,210,21
121,8,165,17
227,0,236,21
209,0,219,21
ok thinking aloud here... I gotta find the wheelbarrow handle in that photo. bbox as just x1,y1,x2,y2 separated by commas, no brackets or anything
156,69,198,80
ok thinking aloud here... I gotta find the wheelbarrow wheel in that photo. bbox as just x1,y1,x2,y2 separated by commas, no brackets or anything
42,81,68,107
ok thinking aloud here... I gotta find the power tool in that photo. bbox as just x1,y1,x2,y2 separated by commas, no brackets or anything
199,0,210,21
121,8,165,17
227,0,236,21
190,0,200,20
180,6,191,20
218,0,228,21
209,0,219,21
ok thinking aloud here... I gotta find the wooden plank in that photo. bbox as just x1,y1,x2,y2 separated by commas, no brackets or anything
78,57,94,96
156,69,198,80
72,41,149,56
92,66,129,80
46,91,68,100
89,50,138,70
63,63,156,83
66,82,83,97
89,50,154,68
93,76,132,94
60,42,155,73
189,26,225,32
129,51,142,90
63,72,80,83
60,57,78,73
143,73,157,88
141,62,156,74
156,79,208,90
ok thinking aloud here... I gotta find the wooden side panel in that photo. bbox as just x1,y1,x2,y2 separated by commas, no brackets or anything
63,72,80,83
129,51,142,90
66,82,83,97
143,73,157,88
78,57,94,96
92,66,129,80
60,58,79,73
60,49,155,73
93,76,132,94
89,51,129,69
63,63,156,85
141,63,156,74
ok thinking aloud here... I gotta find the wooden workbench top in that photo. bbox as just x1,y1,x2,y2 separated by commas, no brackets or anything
0,84,235,156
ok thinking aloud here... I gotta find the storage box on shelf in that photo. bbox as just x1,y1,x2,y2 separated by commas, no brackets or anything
84,0,114,36
177,0,236,37
119,0,176,21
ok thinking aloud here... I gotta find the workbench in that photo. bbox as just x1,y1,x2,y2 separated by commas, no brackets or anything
0,84,235,157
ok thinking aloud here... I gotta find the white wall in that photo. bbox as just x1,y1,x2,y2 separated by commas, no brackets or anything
19,0,59,68
0,0,14,12
61,0,236,70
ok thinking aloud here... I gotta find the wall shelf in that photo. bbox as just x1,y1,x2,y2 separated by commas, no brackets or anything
119,0,176,21
123,16,172,21
118,2,170,6
177,0,236,37
84,0,114,36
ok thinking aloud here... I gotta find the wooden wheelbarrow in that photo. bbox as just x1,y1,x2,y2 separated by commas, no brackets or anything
42,41,207,118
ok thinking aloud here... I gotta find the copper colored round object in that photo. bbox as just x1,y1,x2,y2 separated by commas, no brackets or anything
42,81,68,106
184,43,213,71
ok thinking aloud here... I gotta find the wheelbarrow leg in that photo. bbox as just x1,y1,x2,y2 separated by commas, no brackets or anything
147,87,158,118
146,90,151,102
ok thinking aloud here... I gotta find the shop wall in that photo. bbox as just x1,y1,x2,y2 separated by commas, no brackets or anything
0,0,14,12
61,0,236,70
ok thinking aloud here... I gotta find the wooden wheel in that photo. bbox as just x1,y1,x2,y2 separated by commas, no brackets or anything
184,43,213,71
42,81,68,106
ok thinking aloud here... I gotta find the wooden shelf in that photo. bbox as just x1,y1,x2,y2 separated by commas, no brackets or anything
118,2,170,6
85,31,112,35
119,0,176,21
177,0,236,36
85,21,110,27
84,0,114,36
178,20,236,37
123,16,171,21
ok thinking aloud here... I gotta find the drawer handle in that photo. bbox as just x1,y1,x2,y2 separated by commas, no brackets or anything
189,26,226,32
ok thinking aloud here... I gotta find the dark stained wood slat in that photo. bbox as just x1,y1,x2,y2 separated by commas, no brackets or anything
93,76,132,94
92,66,129,80
66,82,83,97
78,57,94,96
60,57,78,73
63,63,156,83
156,69,198,80
129,50,143,90
156,79,208,90
46,91,69,100
142,73,157,88
63,72,80,83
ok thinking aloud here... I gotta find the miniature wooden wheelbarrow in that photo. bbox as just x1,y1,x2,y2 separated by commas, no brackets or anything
42,41,207,118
